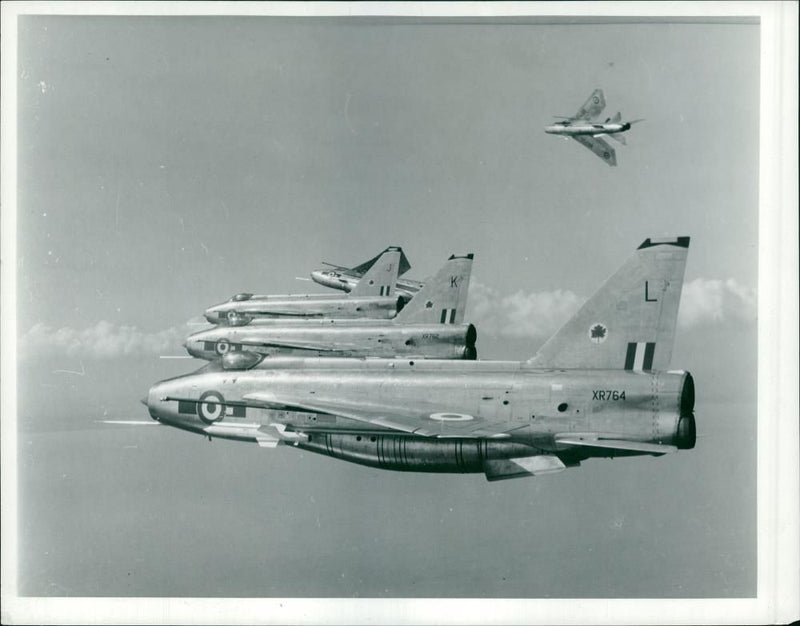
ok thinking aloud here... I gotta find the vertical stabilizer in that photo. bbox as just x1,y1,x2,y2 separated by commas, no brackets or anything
528,237,690,370
349,247,401,297
394,254,474,324
347,247,412,278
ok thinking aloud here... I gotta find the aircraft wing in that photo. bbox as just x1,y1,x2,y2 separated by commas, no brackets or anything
555,434,677,455
573,88,606,120
237,339,356,353
241,392,521,439
97,420,163,426
245,308,327,317
572,135,617,166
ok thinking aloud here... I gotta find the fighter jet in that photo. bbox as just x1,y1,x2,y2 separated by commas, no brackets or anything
205,247,405,325
147,237,695,481
186,254,476,360
311,247,423,301
544,89,644,166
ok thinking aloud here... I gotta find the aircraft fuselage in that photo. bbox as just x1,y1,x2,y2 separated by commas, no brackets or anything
544,122,630,136
204,295,403,325
185,323,478,360
146,358,696,475
310,270,422,300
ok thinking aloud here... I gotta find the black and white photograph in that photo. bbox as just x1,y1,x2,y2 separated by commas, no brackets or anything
1,2,797,624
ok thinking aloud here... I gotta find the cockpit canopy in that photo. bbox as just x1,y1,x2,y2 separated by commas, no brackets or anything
229,293,254,302
225,311,252,327
221,351,263,371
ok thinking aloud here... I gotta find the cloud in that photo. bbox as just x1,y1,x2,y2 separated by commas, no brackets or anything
19,321,190,359
17,279,755,360
467,277,756,339
466,281,584,339
678,278,757,329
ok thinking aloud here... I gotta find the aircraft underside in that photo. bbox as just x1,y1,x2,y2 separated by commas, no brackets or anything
295,432,674,480
189,424,681,481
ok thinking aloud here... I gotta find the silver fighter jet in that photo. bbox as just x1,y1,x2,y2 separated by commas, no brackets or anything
186,254,476,360
205,247,404,325
148,237,694,481
311,247,423,301
544,89,644,166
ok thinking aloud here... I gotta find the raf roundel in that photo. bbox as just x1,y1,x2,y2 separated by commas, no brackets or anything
215,340,230,355
588,322,608,344
197,391,226,424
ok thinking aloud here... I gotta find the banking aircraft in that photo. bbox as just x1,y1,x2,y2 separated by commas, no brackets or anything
544,89,643,166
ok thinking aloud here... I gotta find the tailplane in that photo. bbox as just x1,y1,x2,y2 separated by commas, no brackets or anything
350,247,402,297
528,237,690,370
394,254,474,324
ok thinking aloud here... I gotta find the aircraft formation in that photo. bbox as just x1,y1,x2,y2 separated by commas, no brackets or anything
544,88,644,166
142,237,697,481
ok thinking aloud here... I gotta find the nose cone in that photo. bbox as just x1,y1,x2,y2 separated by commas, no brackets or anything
310,270,336,289
145,383,163,421
204,306,223,324
184,341,203,359
183,330,207,359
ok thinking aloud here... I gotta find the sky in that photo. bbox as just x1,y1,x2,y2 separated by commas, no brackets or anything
2,5,795,625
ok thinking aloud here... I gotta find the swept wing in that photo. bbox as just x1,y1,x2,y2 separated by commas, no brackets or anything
240,392,521,439
572,134,617,166
240,308,328,317
573,88,606,120
235,338,356,353
555,434,677,455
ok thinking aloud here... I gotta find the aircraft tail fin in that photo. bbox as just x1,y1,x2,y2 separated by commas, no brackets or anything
608,132,627,145
394,254,474,324
348,246,411,278
350,247,402,297
611,111,622,123
528,237,690,370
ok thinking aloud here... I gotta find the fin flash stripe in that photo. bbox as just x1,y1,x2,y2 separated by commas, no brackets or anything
625,342,656,371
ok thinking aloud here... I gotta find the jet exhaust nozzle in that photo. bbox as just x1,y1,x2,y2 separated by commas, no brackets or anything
680,372,695,415
466,323,477,348
675,414,697,450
